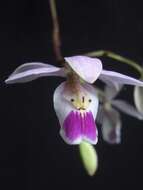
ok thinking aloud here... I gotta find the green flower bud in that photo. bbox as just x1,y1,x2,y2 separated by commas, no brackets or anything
79,141,98,176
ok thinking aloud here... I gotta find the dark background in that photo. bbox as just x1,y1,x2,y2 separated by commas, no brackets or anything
1,0,143,189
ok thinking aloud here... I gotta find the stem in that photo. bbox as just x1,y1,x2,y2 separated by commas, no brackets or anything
85,50,143,75
49,0,63,63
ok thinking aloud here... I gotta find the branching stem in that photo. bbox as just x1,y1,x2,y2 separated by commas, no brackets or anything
49,0,63,63
85,50,143,75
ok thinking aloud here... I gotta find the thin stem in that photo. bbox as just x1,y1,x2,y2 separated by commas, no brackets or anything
49,0,63,63
85,50,143,75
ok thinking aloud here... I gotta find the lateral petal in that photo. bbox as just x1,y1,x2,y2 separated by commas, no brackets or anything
105,84,123,100
111,99,143,120
101,108,122,144
99,70,143,86
5,62,65,84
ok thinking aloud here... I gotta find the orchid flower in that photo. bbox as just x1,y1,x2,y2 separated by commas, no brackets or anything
5,56,143,145
97,84,143,144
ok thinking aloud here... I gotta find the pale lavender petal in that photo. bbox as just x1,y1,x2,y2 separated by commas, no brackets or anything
105,83,123,100
99,76,121,89
111,99,143,120
61,111,82,144
99,70,143,86
102,108,122,144
65,56,102,83
5,62,65,84
83,112,98,144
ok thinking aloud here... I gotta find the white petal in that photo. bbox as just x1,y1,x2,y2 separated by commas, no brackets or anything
105,84,123,100
5,62,65,84
111,99,143,120
53,82,99,127
65,56,103,83
99,70,143,86
101,108,122,144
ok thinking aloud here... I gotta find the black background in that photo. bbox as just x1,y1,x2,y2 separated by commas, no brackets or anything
1,0,143,190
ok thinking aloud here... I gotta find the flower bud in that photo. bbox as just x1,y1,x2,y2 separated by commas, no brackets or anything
79,141,98,176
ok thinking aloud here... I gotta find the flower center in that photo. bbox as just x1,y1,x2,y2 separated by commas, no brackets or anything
70,95,92,112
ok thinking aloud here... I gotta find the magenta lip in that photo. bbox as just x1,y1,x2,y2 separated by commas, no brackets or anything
62,111,98,144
